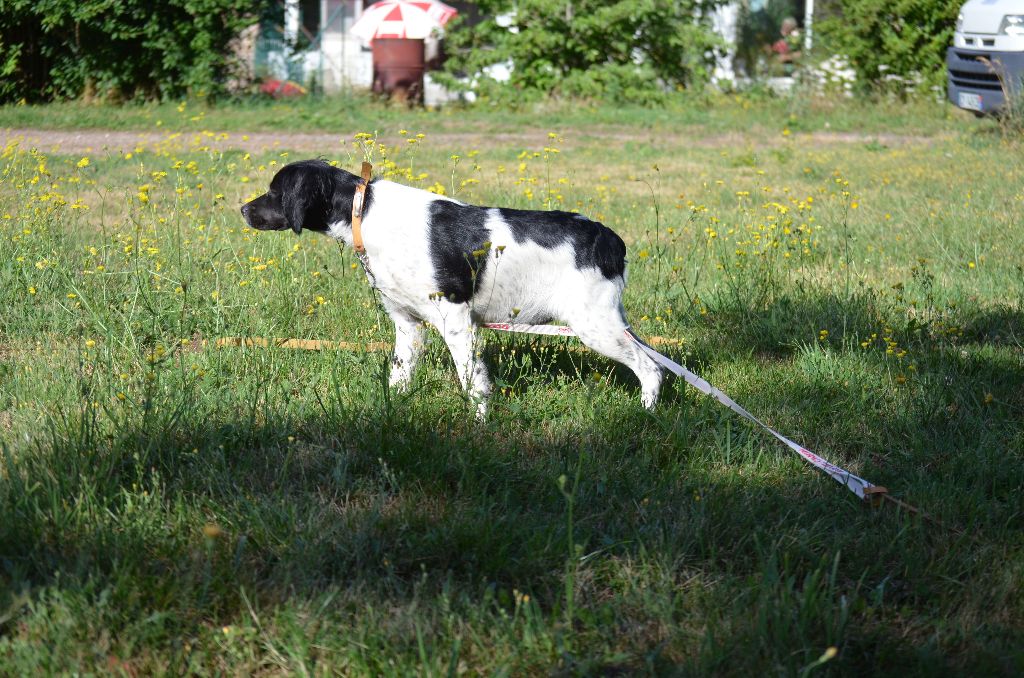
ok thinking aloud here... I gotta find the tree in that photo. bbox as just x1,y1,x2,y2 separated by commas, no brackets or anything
436,0,725,104
0,0,262,103
816,0,961,92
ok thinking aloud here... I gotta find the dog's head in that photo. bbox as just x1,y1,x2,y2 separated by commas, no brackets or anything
240,159,367,235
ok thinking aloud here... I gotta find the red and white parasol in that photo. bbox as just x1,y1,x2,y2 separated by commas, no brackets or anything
350,0,458,42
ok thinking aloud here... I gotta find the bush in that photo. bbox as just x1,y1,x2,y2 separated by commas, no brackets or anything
435,0,724,105
816,0,961,93
0,0,262,103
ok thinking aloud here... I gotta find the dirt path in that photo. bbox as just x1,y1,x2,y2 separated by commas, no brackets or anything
1,128,587,154
1,127,942,155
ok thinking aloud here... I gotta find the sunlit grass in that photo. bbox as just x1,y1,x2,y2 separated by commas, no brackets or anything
0,97,1022,674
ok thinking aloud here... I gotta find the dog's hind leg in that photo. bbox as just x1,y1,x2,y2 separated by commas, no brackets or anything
567,304,663,409
427,300,491,418
382,299,426,391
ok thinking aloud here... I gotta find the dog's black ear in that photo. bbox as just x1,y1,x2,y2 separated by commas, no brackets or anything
282,191,306,235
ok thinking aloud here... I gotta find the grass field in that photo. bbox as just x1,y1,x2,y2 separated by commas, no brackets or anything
1,95,1022,675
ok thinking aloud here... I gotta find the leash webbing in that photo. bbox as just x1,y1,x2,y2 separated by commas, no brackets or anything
211,328,972,534
483,322,881,501
292,159,905,509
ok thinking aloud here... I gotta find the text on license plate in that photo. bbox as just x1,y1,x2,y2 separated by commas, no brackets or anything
959,92,983,111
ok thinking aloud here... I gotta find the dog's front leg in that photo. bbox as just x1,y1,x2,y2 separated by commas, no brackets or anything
383,302,425,391
430,302,491,419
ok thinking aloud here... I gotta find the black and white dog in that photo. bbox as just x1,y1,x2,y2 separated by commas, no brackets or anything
241,159,663,416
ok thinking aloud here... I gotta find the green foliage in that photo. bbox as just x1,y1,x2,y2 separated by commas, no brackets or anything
0,37,21,102
0,0,261,103
436,0,724,104
816,0,961,92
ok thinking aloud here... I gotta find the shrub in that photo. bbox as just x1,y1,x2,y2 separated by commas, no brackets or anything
0,0,262,103
435,0,724,105
815,0,961,93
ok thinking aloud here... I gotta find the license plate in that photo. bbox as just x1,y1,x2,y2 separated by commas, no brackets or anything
959,91,983,111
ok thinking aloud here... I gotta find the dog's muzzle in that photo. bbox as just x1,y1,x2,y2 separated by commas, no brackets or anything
240,202,271,230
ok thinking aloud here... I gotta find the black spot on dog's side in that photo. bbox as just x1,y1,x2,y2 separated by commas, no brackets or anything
497,208,626,280
427,201,491,304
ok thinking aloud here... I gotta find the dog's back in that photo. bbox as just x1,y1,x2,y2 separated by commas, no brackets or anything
412,200,628,326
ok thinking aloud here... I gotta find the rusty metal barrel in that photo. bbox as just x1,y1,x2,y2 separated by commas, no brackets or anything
371,38,425,104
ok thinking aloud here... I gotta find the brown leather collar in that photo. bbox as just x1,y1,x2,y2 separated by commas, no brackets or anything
351,161,372,253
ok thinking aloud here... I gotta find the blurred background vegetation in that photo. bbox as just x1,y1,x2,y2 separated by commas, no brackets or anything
0,0,965,106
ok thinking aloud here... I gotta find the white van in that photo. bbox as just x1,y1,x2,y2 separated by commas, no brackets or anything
948,0,1024,114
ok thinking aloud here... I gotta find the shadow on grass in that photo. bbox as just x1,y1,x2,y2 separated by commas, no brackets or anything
1,292,1022,672
662,290,1024,480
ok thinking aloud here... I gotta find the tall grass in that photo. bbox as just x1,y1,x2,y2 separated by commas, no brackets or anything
0,99,1022,674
